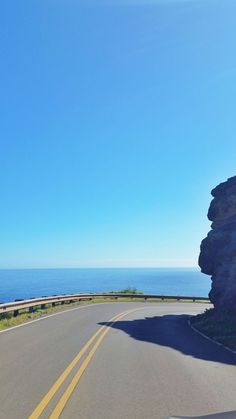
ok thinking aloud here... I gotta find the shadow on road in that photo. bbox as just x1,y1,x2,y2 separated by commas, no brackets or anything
99,314,236,366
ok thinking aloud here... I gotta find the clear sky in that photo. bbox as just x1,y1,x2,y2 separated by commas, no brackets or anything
0,0,236,268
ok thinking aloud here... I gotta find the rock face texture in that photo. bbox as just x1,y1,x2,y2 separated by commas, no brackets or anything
199,176,236,313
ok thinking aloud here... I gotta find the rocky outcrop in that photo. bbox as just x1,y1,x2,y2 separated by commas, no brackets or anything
199,176,236,313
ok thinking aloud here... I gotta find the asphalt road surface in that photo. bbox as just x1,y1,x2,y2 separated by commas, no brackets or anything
1,302,236,419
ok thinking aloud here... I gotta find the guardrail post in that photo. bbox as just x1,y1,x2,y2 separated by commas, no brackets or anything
52,302,56,307
41,304,46,309
29,306,34,313
13,310,19,317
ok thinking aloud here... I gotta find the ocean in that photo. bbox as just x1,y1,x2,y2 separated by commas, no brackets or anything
0,268,211,303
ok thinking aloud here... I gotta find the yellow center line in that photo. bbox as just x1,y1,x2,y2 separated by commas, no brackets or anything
49,308,140,419
29,309,134,419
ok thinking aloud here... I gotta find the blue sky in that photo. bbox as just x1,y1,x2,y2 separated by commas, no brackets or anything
0,0,236,268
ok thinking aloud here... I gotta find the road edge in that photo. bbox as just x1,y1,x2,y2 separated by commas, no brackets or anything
188,317,236,355
0,302,120,335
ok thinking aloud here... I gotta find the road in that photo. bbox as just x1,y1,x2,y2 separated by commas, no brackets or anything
0,302,236,419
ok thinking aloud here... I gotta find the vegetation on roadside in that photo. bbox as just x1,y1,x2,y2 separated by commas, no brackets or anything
190,308,236,351
109,287,143,294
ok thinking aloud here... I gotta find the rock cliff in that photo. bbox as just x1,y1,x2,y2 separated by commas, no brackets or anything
199,176,236,313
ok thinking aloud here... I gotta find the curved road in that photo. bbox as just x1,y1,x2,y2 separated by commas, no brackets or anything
0,302,236,419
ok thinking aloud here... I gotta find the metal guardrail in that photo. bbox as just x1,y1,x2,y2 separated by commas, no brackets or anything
0,293,210,317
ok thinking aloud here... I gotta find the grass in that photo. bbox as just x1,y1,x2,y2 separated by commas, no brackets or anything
190,308,236,351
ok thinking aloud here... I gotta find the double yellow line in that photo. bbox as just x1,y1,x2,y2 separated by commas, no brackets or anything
29,308,138,419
